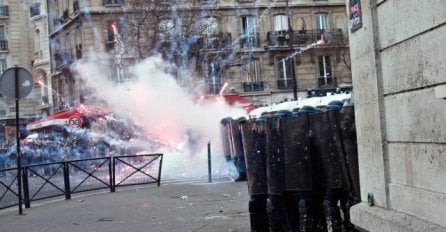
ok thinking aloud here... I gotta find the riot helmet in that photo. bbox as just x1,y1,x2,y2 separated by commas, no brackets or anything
274,110,293,118
220,117,232,125
326,100,344,110
296,105,322,116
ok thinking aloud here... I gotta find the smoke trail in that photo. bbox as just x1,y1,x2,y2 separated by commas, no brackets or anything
72,53,247,179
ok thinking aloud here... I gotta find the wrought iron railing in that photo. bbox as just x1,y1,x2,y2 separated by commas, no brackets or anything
242,81,265,92
267,29,345,47
267,30,291,47
197,33,232,50
102,0,123,5
318,76,334,87
0,168,20,210
0,154,163,210
277,79,296,90
239,32,260,48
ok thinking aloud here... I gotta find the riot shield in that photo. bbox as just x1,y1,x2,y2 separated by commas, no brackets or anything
228,119,244,158
327,109,351,191
265,117,285,195
219,118,232,160
309,111,343,189
340,105,360,201
281,115,313,191
240,119,267,195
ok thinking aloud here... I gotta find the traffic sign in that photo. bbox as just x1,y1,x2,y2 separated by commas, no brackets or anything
68,115,83,128
0,67,33,99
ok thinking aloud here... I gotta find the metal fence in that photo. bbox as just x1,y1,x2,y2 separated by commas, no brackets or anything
0,154,163,210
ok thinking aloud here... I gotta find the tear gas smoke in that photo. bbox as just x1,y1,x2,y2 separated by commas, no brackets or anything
72,53,247,180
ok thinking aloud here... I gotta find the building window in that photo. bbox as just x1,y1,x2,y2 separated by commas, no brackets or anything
315,13,329,30
207,59,223,94
318,55,333,86
0,26,6,50
30,2,40,17
75,26,82,58
277,56,295,89
277,56,294,80
107,20,124,49
0,0,8,17
274,14,288,31
240,15,258,48
107,21,115,49
0,59,6,75
241,15,256,35
242,59,264,92
242,59,261,82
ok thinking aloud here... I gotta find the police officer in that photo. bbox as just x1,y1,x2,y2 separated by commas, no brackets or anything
240,117,269,231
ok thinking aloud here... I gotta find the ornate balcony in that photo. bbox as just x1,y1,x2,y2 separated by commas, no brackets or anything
266,29,345,48
243,81,265,92
197,33,232,50
267,30,292,47
277,79,296,90
239,32,260,48
102,0,123,5
318,76,334,87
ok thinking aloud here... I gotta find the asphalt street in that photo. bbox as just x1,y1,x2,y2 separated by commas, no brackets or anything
0,178,250,232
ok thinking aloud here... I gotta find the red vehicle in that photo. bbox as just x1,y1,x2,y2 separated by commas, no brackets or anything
26,104,110,132
194,93,255,113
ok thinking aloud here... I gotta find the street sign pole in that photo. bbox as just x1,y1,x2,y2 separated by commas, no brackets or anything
0,66,33,215
15,67,23,215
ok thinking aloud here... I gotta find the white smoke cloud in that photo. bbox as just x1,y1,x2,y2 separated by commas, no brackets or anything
72,53,246,180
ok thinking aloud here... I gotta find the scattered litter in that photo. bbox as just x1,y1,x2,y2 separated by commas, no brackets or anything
97,217,114,222
205,215,230,220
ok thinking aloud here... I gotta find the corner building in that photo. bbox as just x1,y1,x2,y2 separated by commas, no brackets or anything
45,0,352,109
346,0,446,231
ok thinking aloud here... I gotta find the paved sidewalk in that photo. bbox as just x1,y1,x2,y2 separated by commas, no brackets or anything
0,179,250,232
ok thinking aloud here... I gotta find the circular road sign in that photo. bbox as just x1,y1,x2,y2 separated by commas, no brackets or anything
0,67,33,99
68,116,83,128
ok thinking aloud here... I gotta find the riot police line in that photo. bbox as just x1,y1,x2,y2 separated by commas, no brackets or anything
221,101,360,232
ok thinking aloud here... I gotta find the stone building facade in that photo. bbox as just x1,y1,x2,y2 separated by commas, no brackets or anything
0,0,47,143
346,0,446,231
45,0,352,110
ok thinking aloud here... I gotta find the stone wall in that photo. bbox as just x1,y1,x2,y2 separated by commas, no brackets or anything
346,0,446,230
